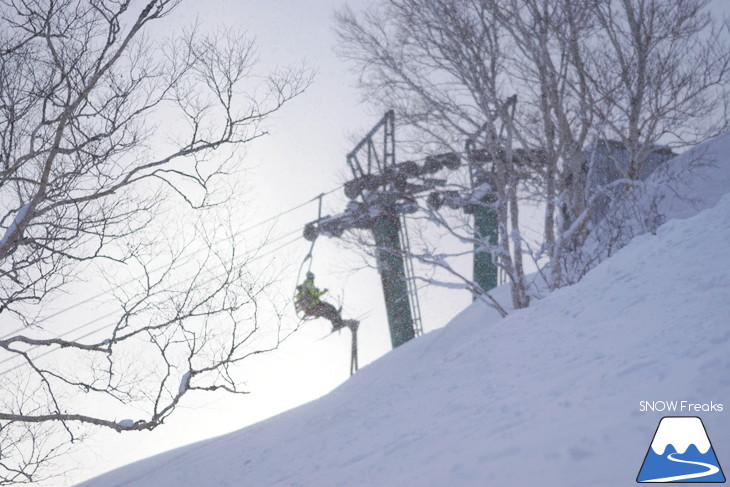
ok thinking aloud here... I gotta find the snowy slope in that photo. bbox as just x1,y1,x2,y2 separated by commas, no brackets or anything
79,143,730,486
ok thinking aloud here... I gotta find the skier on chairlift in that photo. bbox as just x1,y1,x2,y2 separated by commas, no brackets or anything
296,271,345,332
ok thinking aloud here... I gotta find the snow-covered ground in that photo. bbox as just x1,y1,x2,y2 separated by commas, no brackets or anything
78,134,730,486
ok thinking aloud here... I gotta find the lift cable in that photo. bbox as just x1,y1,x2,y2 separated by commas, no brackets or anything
0,228,304,375
0,185,343,341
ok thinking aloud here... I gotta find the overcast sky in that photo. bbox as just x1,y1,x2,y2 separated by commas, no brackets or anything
59,1,730,485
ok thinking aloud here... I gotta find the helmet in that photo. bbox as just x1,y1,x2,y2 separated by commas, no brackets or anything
306,271,315,280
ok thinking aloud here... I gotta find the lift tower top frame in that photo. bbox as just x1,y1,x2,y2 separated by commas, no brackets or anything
347,110,396,178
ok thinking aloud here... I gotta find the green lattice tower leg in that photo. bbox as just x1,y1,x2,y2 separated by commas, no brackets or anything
372,209,415,348
473,198,499,298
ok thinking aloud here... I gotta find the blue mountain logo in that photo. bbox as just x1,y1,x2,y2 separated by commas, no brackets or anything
637,416,725,483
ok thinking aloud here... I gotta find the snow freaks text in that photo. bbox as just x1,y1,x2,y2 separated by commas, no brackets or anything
639,401,724,413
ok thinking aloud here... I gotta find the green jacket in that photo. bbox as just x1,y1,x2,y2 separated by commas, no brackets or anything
296,278,327,307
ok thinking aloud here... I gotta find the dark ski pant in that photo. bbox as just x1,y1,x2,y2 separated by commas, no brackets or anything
306,301,344,331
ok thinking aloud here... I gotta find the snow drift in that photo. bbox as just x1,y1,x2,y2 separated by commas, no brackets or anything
78,136,730,486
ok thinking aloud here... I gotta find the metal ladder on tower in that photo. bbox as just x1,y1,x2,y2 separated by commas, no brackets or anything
398,214,424,336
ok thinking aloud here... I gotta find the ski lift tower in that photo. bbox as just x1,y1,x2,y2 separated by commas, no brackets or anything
463,95,518,296
304,111,418,348
302,111,477,348
465,139,500,296
348,111,414,347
